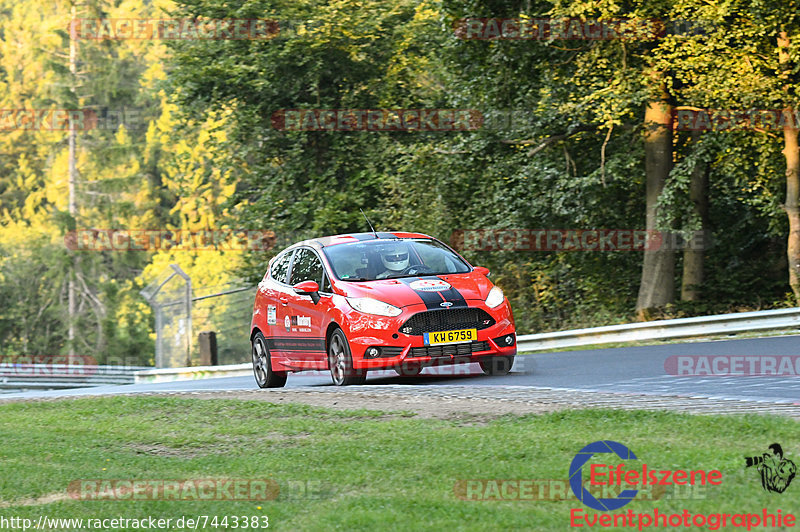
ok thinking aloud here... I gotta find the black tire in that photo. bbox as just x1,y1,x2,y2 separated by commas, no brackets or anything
328,328,366,386
479,355,514,376
394,362,424,377
252,331,287,388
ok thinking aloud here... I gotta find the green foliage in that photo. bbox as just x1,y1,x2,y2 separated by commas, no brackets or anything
4,0,800,366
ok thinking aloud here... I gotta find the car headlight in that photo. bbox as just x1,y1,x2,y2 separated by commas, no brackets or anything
346,297,403,317
485,286,504,308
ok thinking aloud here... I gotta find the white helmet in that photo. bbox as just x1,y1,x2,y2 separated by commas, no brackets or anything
380,243,409,272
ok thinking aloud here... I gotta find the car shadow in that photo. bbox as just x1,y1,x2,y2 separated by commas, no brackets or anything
328,364,532,386
287,359,535,387
366,373,485,385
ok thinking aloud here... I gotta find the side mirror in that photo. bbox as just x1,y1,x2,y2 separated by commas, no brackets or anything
473,266,490,277
293,281,321,304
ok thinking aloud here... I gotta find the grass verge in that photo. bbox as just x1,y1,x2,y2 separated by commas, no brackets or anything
0,396,798,530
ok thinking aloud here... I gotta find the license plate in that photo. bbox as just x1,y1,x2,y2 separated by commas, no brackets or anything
423,329,477,345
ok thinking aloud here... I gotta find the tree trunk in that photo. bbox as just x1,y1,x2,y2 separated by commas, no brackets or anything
779,32,800,302
784,112,800,300
636,80,675,318
681,130,709,301
68,4,78,364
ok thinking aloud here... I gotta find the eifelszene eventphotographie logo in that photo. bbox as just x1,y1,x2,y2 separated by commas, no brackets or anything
568,440,722,511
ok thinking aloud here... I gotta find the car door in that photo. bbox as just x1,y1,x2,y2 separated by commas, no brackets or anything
284,247,328,367
256,249,296,366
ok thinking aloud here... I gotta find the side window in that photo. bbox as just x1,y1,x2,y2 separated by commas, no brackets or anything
269,251,293,283
289,248,324,286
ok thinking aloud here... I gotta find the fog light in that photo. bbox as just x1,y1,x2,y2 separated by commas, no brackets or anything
366,347,380,358
493,334,516,347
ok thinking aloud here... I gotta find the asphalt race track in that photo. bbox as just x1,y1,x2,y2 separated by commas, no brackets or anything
2,335,799,405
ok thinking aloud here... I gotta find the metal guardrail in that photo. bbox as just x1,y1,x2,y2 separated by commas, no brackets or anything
7,308,800,389
0,365,150,390
516,307,800,352
134,363,251,384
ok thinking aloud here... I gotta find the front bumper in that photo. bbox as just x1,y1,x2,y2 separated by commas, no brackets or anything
344,299,517,370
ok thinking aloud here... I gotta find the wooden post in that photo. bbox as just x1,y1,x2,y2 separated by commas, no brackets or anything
198,331,218,366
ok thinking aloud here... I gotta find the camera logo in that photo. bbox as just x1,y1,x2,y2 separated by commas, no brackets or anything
569,440,639,511
744,443,797,494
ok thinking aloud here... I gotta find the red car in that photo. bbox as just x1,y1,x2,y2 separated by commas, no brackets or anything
250,232,516,387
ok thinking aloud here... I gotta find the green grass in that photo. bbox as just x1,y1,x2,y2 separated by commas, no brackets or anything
1,397,799,531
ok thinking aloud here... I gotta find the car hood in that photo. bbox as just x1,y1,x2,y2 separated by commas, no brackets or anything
335,273,493,308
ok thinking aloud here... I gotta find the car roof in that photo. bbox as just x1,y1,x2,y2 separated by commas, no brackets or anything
295,232,434,250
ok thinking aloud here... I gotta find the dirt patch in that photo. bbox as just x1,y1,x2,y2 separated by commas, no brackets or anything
124,441,213,459
124,431,311,458
151,390,565,420
0,492,70,508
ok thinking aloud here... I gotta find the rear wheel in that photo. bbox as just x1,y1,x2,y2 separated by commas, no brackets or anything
252,331,287,388
479,355,514,376
328,329,366,386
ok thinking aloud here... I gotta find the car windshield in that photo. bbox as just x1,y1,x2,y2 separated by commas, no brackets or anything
323,239,471,281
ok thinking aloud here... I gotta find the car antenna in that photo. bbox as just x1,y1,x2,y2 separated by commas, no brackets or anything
360,209,379,239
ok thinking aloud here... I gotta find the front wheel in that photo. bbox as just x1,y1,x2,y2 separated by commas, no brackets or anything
328,329,366,386
252,331,287,388
479,355,514,376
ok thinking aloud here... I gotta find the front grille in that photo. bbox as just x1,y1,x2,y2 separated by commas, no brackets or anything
409,341,490,358
400,308,495,335
380,346,404,358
